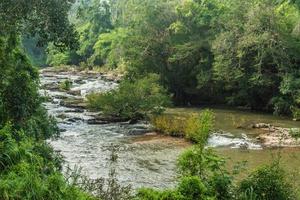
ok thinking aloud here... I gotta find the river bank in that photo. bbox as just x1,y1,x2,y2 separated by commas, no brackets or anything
40,67,300,189
167,107,300,148
40,68,185,189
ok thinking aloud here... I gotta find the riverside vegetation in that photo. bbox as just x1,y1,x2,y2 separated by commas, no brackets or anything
44,0,300,120
2,0,300,200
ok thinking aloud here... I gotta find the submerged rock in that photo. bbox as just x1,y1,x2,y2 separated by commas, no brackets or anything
127,129,151,135
66,117,83,122
64,108,84,113
86,119,110,125
59,128,67,132
67,90,81,96
57,113,68,119
59,99,86,109
42,83,59,91
86,116,128,124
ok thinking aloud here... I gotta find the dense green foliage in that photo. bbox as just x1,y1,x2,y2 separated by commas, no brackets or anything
59,79,73,91
0,124,94,200
184,110,215,143
49,0,300,118
21,36,47,67
0,0,78,132
239,162,295,200
212,0,300,116
47,0,113,66
87,74,171,120
2,0,300,199
0,0,93,199
136,176,211,200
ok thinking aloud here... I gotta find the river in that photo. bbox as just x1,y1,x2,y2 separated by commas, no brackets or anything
40,69,300,189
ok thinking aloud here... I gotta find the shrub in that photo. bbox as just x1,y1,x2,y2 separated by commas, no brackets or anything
159,191,184,200
151,110,215,144
291,106,300,121
177,176,208,200
24,106,59,140
86,74,171,120
177,147,226,178
0,65,40,128
136,188,161,199
46,44,72,66
136,188,184,200
177,146,233,199
184,110,215,144
289,128,300,139
239,162,296,200
0,124,94,200
150,115,187,137
59,79,73,91
136,177,211,200
271,97,292,116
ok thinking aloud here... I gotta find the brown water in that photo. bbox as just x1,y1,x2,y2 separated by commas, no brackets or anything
216,148,300,185
168,107,300,135
169,107,300,184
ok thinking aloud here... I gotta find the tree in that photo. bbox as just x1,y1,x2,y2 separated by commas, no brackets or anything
212,0,300,113
47,0,113,66
0,0,78,135
166,0,224,104
87,74,171,121
0,0,78,48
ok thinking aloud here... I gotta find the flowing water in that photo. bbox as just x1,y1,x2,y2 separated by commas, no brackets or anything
40,69,300,189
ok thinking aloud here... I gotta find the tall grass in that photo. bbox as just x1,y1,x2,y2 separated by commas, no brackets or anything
151,109,215,144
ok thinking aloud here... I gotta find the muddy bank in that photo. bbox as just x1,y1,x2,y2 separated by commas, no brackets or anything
131,133,191,147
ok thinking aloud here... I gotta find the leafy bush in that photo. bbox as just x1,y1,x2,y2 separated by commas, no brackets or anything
59,79,73,91
184,110,215,144
136,177,212,200
87,74,171,120
136,188,183,200
136,178,209,200
177,146,233,199
177,176,209,200
271,97,292,116
291,106,300,121
92,28,129,69
24,106,59,140
289,128,300,139
46,44,72,66
136,188,160,200
0,124,94,200
0,60,40,127
239,162,296,200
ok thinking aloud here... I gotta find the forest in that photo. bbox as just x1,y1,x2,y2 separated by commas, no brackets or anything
1,0,300,199
42,0,300,118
